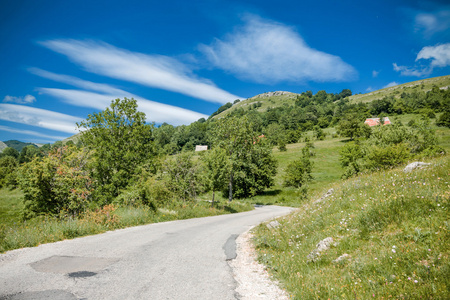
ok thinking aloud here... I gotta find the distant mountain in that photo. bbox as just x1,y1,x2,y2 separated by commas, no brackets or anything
0,141,7,153
3,140,38,152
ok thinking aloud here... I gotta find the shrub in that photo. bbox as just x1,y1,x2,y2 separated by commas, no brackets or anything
18,146,92,219
283,144,313,188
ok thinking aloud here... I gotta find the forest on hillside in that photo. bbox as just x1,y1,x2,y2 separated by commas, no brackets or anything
0,84,449,221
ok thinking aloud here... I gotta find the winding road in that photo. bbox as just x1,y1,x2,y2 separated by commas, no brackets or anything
0,205,293,300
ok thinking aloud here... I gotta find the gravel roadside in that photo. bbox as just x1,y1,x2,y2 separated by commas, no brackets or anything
230,229,290,300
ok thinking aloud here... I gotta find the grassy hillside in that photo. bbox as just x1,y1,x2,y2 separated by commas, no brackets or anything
248,116,450,298
349,75,450,104
253,154,449,299
212,91,300,119
211,75,450,119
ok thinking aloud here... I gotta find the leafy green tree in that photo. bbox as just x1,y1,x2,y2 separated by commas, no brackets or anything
18,146,92,219
436,110,450,128
162,152,204,204
212,116,277,201
1,147,19,160
0,156,18,188
339,141,363,178
77,98,155,204
203,147,230,206
337,114,371,140
19,145,40,164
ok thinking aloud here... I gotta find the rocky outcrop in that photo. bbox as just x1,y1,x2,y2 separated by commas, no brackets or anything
251,91,293,99
403,162,431,173
314,188,334,204
307,237,334,262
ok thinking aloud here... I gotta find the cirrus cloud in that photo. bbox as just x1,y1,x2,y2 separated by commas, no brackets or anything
199,15,357,84
39,39,242,104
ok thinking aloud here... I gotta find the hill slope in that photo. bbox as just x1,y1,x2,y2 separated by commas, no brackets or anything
212,75,450,119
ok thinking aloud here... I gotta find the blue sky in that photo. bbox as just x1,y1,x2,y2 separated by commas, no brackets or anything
1,0,449,143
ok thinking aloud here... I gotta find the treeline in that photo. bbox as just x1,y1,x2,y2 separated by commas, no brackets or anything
0,98,277,220
152,86,450,153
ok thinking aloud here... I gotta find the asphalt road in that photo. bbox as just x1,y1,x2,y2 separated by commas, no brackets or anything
0,205,294,300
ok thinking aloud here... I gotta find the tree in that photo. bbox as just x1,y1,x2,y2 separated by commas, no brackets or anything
212,116,277,201
162,152,204,204
18,145,92,218
203,148,230,206
0,156,18,188
337,114,371,140
1,147,19,160
19,145,40,164
77,98,155,204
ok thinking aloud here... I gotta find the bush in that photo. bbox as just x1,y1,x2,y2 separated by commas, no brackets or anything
283,144,313,188
18,146,92,219
0,156,18,188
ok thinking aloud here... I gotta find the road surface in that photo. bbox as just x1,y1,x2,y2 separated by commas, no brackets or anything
0,205,294,300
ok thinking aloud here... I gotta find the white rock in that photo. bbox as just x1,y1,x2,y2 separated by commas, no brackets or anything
403,162,431,173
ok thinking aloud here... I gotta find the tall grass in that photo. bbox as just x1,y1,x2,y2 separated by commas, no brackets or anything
253,155,449,299
0,199,253,253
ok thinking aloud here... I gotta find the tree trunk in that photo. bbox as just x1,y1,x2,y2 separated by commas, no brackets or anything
211,191,215,208
228,173,233,203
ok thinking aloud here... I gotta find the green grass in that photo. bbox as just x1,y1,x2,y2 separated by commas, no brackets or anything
0,188,24,225
252,155,450,299
0,197,253,253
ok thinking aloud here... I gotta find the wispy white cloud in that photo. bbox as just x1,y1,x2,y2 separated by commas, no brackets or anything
416,43,450,68
38,40,241,104
0,104,81,134
0,125,67,142
372,70,379,78
414,9,450,38
37,88,208,126
384,81,399,88
31,69,209,125
393,43,450,77
199,15,357,84
3,94,36,104
393,63,431,77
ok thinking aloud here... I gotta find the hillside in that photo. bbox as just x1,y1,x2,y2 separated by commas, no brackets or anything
3,140,38,152
253,155,449,299
0,141,7,153
211,74,450,119
349,74,450,104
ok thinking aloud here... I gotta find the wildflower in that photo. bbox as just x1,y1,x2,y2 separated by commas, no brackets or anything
392,249,396,253
408,277,411,280
414,280,418,283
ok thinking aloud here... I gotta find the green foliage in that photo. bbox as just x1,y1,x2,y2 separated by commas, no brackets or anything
340,119,444,177
161,152,205,203
19,145,41,163
3,140,37,152
436,110,450,128
253,155,450,299
203,147,230,204
339,141,363,179
77,98,155,203
0,156,18,188
336,114,371,140
18,146,92,219
212,116,277,200
283,144,313,188
1,147,19,159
